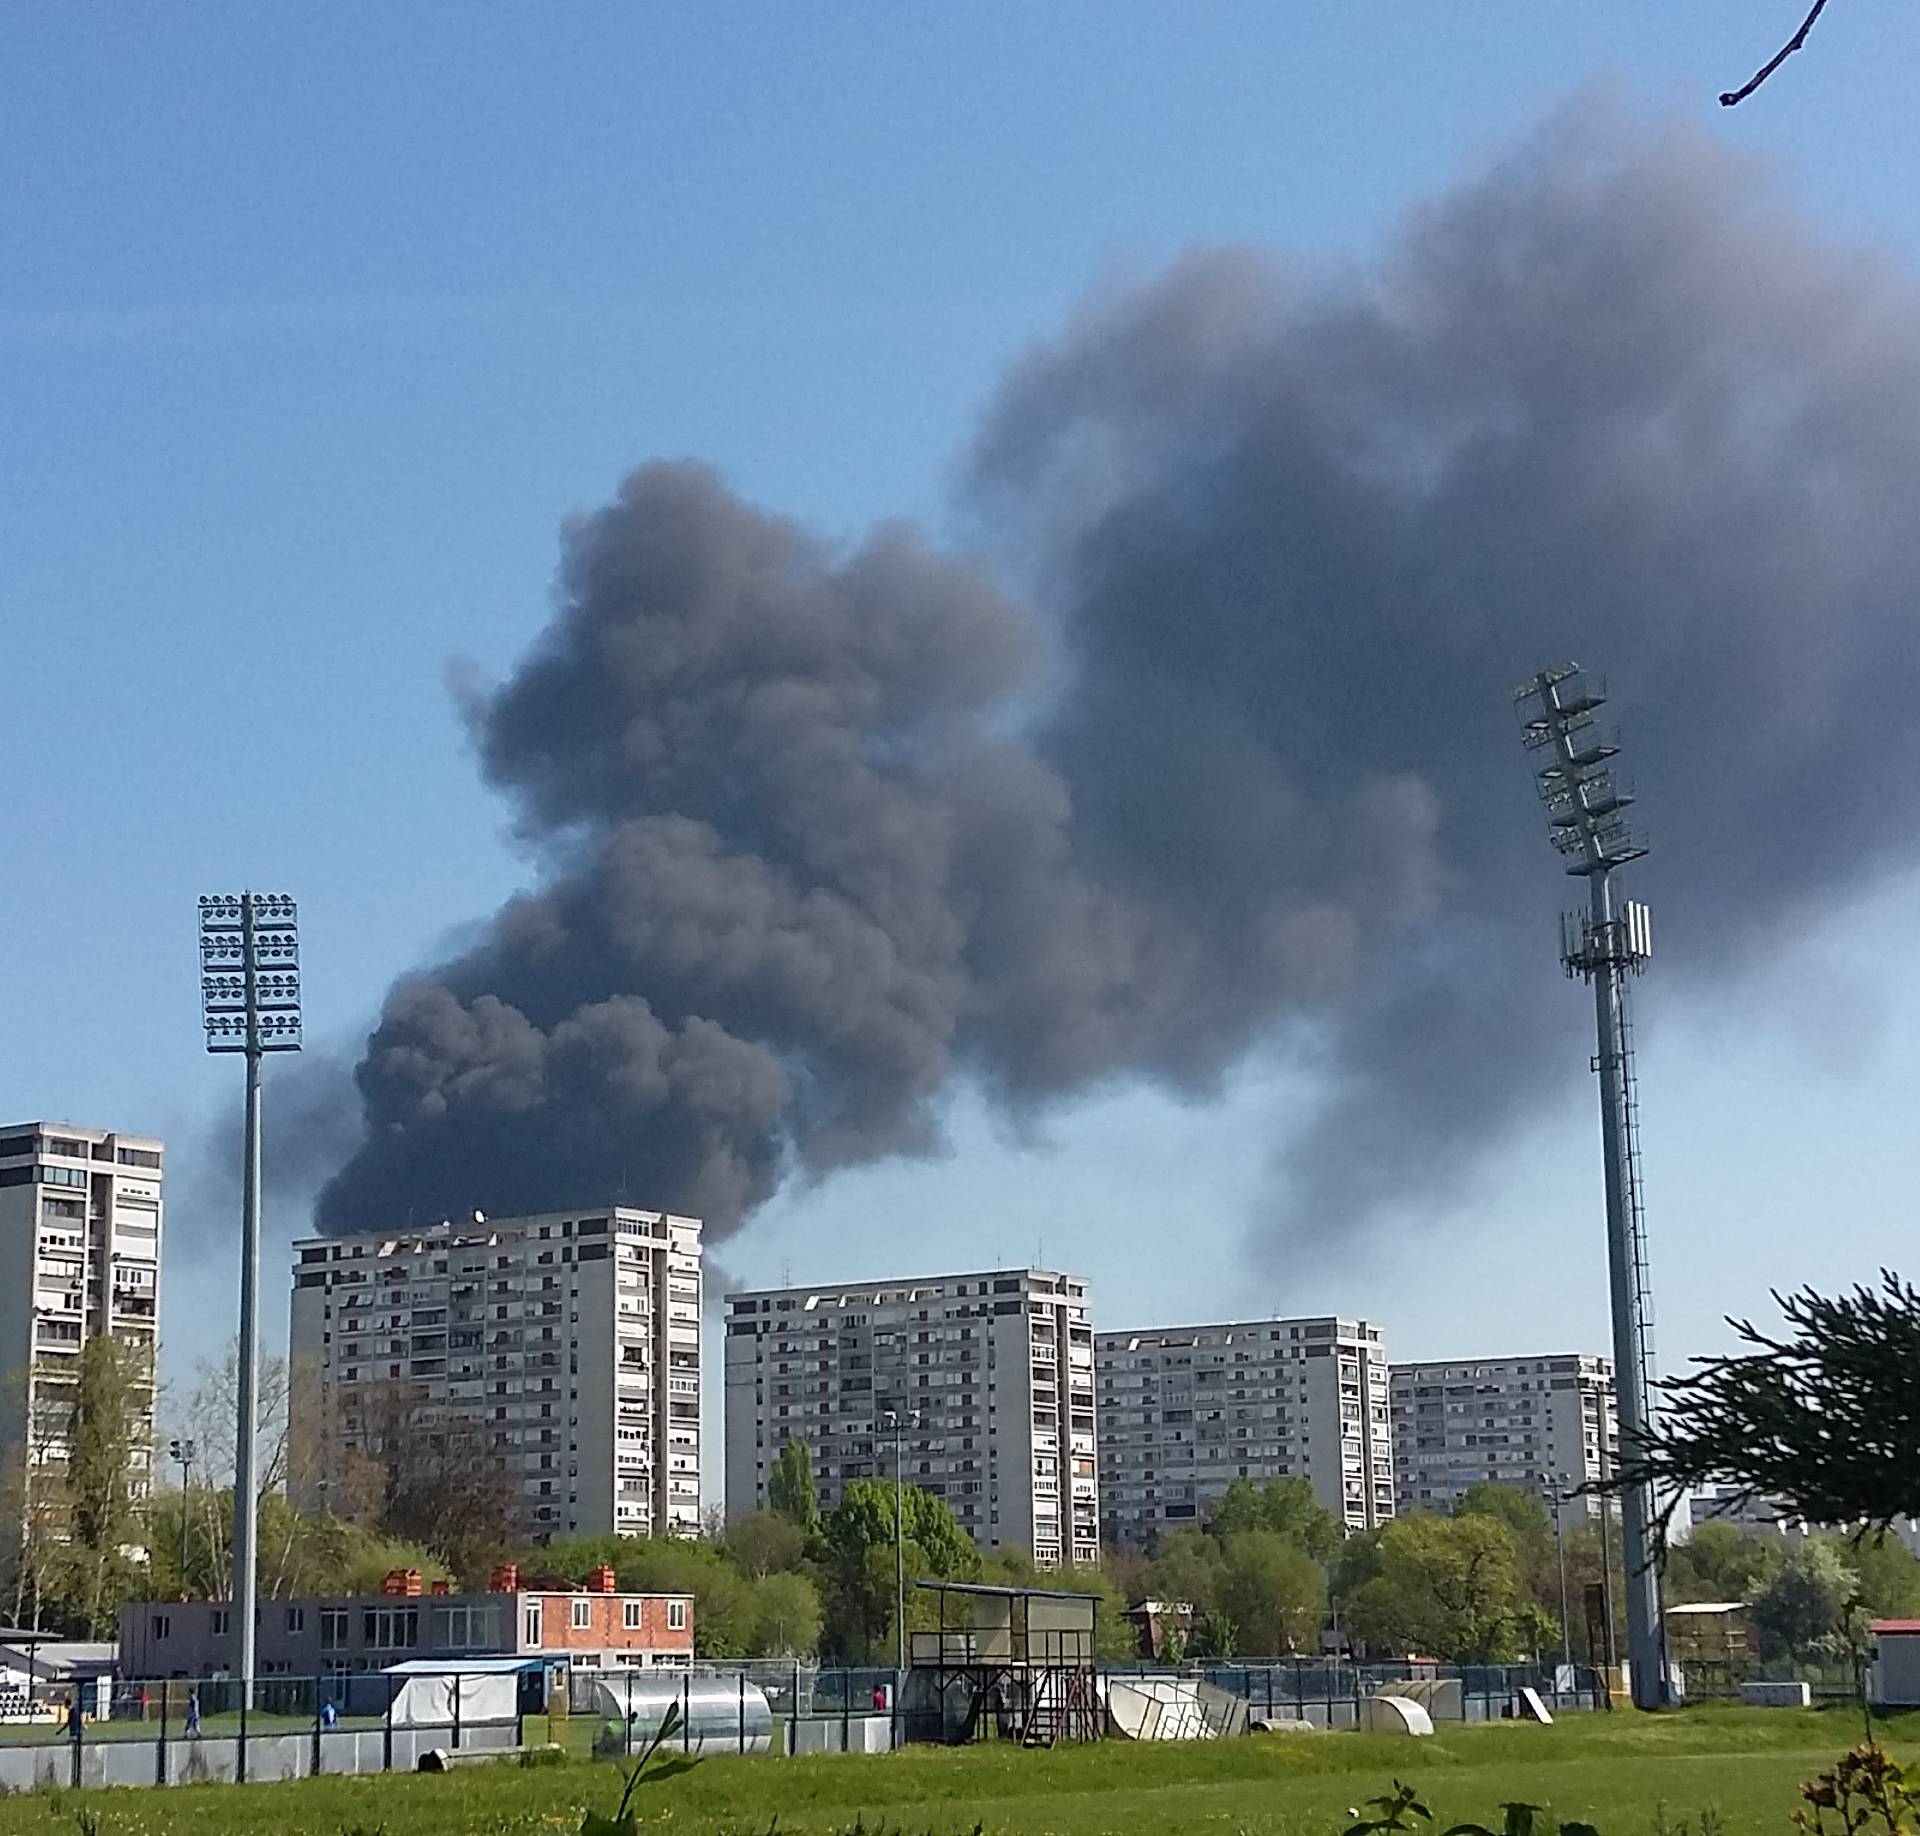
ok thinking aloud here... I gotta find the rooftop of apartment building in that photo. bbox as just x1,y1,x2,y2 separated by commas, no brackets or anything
1389,1352,1611,1378
0,1122,164,1165
1096,1315,1384,1349
726,1267,1089,1310
293,1205,700,1255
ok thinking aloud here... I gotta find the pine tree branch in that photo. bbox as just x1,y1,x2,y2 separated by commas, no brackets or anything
1721,0,1833,107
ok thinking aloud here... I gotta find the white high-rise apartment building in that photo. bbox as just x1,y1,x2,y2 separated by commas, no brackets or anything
725,1268,1098,1567
0,1124,164,1521
1390,1353,1617,1521
1096,1316,1394,1548
289,1207,702,1541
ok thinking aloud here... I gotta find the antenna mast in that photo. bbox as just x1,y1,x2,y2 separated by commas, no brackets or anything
1512,663,1667,1710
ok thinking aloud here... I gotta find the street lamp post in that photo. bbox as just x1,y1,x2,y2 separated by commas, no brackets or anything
881,1411,910,1680
1553,1472,1571,1670
198,893,302,1707
169,1437,196,1591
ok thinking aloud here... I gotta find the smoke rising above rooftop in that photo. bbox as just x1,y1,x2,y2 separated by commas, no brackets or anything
316,97,1920,1248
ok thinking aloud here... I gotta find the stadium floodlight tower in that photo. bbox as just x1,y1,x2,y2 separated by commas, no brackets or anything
199,892,302,1708
1511,665,1667,1710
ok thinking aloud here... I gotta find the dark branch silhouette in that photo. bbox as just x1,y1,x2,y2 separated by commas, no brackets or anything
1601,1270,1920,1542
1721,0,1832,106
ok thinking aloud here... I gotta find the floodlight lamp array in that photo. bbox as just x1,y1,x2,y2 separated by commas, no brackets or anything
1512,664,1648,873
198,892,303,1053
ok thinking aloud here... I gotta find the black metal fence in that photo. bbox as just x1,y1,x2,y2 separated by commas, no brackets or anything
0,1656,1605,1794
0,1670,520,1791
1112,1659,1608,1725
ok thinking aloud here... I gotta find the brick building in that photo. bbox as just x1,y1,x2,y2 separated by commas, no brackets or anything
118,1565,692,1680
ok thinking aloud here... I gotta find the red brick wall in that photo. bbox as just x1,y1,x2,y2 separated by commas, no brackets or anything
522,1593,694,1653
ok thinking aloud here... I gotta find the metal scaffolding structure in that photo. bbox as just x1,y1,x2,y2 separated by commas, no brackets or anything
904,1581,1102,1746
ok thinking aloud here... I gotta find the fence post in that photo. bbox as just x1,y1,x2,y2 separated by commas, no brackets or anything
312,1674,323,1777
383,1679,393,1773
157,1679,169,1786
625,1669,635,1757
453,1671,463,1751
682,1671,691,1754
841,1670,850,1752
237,1671,250,1785
739,1671,746,1755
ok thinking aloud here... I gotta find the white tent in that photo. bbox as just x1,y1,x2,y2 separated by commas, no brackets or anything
383,1659,528,1729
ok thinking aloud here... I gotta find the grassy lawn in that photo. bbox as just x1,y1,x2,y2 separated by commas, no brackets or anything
0,1707,1907,1836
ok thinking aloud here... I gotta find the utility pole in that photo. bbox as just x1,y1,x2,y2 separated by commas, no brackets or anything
1512,667,1666,1709
199,893,302,1707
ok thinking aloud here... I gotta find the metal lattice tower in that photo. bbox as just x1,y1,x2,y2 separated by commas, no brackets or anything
1512,665,1668,1710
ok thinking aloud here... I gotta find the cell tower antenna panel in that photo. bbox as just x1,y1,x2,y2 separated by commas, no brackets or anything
1511,664,1668,1711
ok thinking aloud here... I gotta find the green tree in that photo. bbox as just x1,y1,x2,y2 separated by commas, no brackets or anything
1215,1530,1327,1655
744,1570,824,1656
1749,1538,1859,1661
1191,1609,1239,1658
1455,1483,1555,1554
1144,1526,1223,1618
1344,1514,1537,1663
1665,1519,1780,1604
768,1439,820,1530
724,1509,808,1578
61,1334,149,1637
817,1478,977,1659
1207,1477,1342,1560
1842,1532,1920,1619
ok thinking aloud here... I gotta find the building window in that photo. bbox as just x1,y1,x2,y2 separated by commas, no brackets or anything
571,1598,592,1630
153,1613,171,1640
623,1601,642,1631
286,1607,306,1634
320,1608,349,1651
362,1607,418,1651
434,1603,498,1650
667,1600,686,1632
525,1602,542,1646
211,1609,230,1636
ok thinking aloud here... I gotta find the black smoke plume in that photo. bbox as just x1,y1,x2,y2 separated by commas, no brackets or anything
317,98,1920,1246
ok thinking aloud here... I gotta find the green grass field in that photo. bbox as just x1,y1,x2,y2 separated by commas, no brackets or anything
0,1706,1908,1836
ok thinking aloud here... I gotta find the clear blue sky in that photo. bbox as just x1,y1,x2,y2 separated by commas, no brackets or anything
5,3,1918,1476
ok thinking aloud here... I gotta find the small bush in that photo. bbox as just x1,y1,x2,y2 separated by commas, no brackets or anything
592,1720,629,1761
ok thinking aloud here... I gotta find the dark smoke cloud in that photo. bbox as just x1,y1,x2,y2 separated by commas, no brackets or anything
318,97,1920,1247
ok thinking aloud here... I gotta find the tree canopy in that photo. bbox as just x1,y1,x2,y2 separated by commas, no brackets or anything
1614,1272,1920,1538
768,1439,819,1530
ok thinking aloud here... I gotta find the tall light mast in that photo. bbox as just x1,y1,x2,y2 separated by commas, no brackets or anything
1512,665,1666,1710
199,892,302,1707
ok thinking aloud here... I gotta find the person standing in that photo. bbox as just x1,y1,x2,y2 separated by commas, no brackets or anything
185,1688,201,1738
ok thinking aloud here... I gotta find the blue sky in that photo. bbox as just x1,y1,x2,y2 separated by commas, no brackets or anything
5,3,1919,1484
